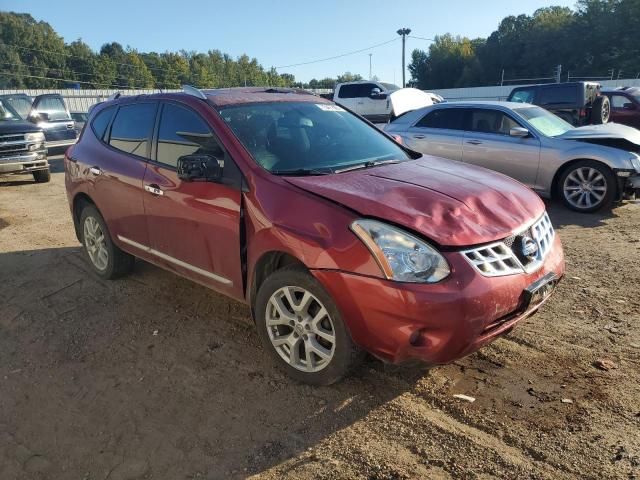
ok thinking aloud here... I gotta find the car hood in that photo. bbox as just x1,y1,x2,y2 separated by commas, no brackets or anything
285,156,545,247
388,88,434,117
0,120,42,134
558,123,640,146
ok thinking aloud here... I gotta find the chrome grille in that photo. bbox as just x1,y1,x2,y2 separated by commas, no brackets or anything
462,212,555,277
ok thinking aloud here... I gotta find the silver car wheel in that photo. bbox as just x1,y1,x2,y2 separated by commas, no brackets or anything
563,167,607,210
83,216,109,271
265,286,336,373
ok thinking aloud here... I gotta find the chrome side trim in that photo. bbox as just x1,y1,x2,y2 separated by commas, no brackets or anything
117,235,232,286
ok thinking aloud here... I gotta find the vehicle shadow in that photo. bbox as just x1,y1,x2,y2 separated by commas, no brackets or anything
543,198,618,229
0,155,64,187
0,246,423,479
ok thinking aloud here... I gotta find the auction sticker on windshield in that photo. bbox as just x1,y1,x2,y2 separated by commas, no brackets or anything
316,104,345,112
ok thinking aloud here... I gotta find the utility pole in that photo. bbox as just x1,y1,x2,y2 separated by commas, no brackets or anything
369,53,372,80
397,28,411,87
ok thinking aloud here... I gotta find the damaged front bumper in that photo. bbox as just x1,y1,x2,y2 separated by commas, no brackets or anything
615,169,640,200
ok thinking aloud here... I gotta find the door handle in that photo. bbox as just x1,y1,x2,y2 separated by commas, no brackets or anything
412,134,426,139
89,166,102,175
144,184,164,196
466,140,483,145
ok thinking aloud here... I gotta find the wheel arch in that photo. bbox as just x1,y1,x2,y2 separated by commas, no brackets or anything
72,192,97,242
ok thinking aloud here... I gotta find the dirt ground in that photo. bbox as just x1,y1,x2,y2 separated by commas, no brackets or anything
1,155,639,480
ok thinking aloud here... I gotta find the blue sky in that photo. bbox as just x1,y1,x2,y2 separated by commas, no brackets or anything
4,0,576,84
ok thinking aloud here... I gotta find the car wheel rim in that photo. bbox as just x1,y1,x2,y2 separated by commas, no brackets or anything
603,102,610,122
83,216,108,271
563,167,607,209
265,286,336,373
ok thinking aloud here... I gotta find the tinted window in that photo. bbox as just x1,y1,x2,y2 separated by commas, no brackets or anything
156,103,224,168
34,96,71,121
538,86,578,105
91,106,115,141
510,89,535,103
358,83,377,97
416,109,465,130
109,103,157,158
469,109,521,135
338,85,360,99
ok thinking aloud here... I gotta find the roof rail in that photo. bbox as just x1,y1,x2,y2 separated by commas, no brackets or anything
107,92,122,101
182,85,207,100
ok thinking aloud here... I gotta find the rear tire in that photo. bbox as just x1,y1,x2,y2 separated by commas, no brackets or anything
557,160,615,213
32,169,50,183
591,96,610,124
255,266,363,385
80,204,134,279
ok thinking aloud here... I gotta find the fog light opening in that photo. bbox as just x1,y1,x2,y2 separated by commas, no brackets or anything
409,328,429,347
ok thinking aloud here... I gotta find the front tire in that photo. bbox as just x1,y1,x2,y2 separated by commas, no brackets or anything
591,96,610,124
80,205,134,279
32,169,50,183
255,266,362,385
557,160,615,212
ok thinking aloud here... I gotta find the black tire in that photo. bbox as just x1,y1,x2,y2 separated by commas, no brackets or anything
254,266,363,385
591,96,610,124
557,160,615,213
32,169,51,183
79,204,134,279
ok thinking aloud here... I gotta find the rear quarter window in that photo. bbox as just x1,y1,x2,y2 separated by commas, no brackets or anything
538,86,578,106
90,106,116,141
416,108,465,130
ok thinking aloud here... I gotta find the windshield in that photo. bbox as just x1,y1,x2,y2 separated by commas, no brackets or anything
380,83,400,92
3,96,32,119
513,106,574,137
0,101,19,121
219,101,410,174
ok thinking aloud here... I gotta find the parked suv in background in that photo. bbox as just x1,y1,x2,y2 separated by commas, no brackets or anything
507,82,610,126
0,93,77,149
603,87,640,129
65,86,564,384
0,99,49,182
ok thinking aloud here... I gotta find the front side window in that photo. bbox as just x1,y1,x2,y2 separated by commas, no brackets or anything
468,109,521,135
416,108,465,130
220,101,410,174
510,89,535,103
609,94,629,109
34,96,71,121
514,106,573,137
156,103,225,168
108,103,157,158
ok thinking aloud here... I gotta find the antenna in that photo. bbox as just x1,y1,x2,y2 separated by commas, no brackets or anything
107,92,122,101
182,85,207,100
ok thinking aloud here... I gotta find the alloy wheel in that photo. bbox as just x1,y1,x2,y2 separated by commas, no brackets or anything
265,286,336,373
563,167,607,210
83,216,109,271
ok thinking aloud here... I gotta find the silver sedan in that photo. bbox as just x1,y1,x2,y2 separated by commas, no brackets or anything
384,101,640,212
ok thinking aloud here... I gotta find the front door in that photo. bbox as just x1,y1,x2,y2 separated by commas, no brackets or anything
142,101,244,300
608,93,640,128
461,108,541,188
31,94,76,144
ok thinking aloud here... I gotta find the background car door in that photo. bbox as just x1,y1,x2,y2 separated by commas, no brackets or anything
142,102,244,300
404,108,466,161
31,94,76,144
608,93,640,128
335,84,359,112
90,102,157,248
461,108,541,188
357,83,388,121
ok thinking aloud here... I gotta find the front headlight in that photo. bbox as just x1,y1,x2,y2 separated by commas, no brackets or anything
25,132,45,143
629,152,640,173
351,219,450,283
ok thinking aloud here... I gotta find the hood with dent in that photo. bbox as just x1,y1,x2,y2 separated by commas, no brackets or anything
558,123,640,146
388,88,434,117
285,156,545,247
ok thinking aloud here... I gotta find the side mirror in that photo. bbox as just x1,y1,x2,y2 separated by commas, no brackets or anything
510,127,530,138
623,102,636,110
370,88,386,99
30,111,50,123
177,154,222,182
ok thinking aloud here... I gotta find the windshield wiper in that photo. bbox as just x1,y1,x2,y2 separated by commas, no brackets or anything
334,159,401,174
271,167,333,176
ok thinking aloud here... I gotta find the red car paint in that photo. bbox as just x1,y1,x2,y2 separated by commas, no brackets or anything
65,88,564,366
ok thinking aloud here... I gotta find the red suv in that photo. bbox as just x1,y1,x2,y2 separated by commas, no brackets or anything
64,87,565,384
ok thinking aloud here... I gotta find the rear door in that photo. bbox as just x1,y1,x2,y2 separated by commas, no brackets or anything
357,83,389,121
461,107,541,188
404,107,466,161
335,84,359,112
142,101,244,300
31,94,76,144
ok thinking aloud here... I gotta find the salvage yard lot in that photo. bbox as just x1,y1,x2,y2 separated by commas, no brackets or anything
1,155,639,479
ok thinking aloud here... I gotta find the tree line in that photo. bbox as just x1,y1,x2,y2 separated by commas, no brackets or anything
0,11,360,90
409,0,640,89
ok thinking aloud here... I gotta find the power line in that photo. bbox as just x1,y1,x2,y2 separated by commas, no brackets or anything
408,35,436,42
0,71,163,90
274,38,399,69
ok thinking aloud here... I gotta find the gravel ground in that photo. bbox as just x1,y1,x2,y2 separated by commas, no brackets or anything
1,155,639,480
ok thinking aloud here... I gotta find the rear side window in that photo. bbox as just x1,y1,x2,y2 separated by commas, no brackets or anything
33,96,71,121
509,89,535,103
338,85,360,99
156,103,224,168
416,109,465,130
538,86,578,105
109,103,157,158
90,106,115,141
